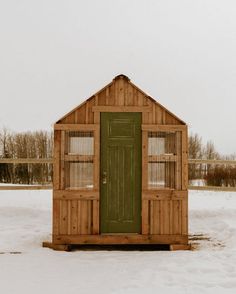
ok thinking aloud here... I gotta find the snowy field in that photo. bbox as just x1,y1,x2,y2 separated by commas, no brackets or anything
0,190,236,294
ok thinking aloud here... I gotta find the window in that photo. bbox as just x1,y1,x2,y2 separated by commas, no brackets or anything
65,131,94,189
147,131,181,189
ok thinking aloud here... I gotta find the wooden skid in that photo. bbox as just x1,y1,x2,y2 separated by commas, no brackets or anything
53,234,188,245
169,244,191,251
42,241,72,251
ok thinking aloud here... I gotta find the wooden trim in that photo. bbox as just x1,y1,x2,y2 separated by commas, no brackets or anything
53,130,60,190
92,200,99,234
170,244,191,251
182,129,188,190
142,125,187,132
53,234,188,245
64,155,94,162
54,190,99,200
92,106,152,113
60,131,65,190
142,131,148,190
148,155,177,162
142,200,149,234
143,190,187,200
54,124,99,131
94,126,100,190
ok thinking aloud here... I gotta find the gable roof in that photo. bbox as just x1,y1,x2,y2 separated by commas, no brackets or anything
56,74,186,125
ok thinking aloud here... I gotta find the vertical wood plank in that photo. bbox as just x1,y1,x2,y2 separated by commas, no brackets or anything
142,131,148,190
118,77,125,105
87,200,92,234
163,201,170,234
75,104,86,123
150,200,160,234
95,94,98,106
60,200,68,235
105,87,109,105
92,200,99,234
137,91,143,106
108,83,115,105
94,126,100,190
53,130,61,190
169,200,173,235
172,200,179,234
67,200,71,235
87,99,95,124
182,128,188,190
126,83,134,106
142,200,149,234
160,200,170,234
85,102,89,123
53,197,60,235
80,201,89,234
182,198,188,235
77,200,81,234
71,200,78,234
60,131,65,190
176,131,182,190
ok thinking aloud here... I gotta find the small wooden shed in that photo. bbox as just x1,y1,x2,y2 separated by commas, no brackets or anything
45,74,189,250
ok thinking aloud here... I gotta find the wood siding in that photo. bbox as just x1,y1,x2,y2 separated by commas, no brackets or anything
53,75,188,245
57,76,184,125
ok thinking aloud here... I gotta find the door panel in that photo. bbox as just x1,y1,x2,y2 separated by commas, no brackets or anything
100,113,141,233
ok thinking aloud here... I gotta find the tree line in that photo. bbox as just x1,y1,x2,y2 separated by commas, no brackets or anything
188,133,236,187
0,129,53,184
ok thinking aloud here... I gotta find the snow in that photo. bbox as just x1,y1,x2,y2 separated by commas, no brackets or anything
1,190,236,294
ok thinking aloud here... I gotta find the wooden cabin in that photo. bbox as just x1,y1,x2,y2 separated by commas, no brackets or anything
44,74,189,251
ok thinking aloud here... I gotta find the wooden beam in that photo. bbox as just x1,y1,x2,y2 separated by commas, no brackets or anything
143,190,187,200
53,190,99,200
92,106,152,112
142,125,187,132
64,155,94,162
53,234,188,245
148,155,177,162
54,124,99,131
170,244,191,251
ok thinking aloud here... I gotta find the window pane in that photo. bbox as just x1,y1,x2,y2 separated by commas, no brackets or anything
66,162,93,189
148,131,181,189
148,132,176,155
148,162,165,188
148,162,176,189
67,131,94,155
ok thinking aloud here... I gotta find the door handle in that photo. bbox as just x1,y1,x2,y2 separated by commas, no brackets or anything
102,171,107,184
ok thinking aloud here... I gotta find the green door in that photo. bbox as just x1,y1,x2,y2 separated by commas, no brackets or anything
100,112,141,233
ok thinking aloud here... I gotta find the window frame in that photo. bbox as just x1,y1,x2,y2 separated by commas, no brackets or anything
56,124,99,191
142,124,187,191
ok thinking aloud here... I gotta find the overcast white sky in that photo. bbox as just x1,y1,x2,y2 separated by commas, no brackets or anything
0,0,236,154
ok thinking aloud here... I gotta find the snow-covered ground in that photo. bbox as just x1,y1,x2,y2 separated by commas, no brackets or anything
0,190,236,294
